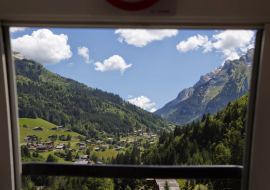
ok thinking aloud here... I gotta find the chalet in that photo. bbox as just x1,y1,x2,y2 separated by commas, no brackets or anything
23,137,30,143
51,127,57,130
59,135,65,138
95,148,100,151
108,138,114,141
68,148,73,151
120,140,125,143
115,146,123,151
101,144,108,149
79,145,86,150
32,127,43,131
150,142,155,145
97,140,103,144
74,158,88,165
65,129,71,132
58,125,64,129
81,155,89,160
138,138,143,142
48,135,53,138
151,135,157,139
96,161,103,165
148,136,152,139
45,141,54,148
36,145,49,152
79,143,85,146
28,147,35,152
155,179,179,190
56,145,64,150
85,140,91,143
27,135,36,138
91,144,95,146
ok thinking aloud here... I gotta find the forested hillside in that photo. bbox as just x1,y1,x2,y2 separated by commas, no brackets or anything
140,93,249,189
155,49,253,125
15,58,169,138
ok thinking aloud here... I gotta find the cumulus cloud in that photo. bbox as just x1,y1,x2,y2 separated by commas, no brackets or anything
176,35,208,52
11,29,72,65
177,30,255,64
67,63,74,66
94,55,132,75
150,108,157,113
212,30,254,60
78,46,92,64
128,96,156,110
115,29,178,47
10,27,27,33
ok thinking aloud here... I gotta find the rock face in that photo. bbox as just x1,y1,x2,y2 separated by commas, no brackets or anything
12,51,25,60
154,48,254,124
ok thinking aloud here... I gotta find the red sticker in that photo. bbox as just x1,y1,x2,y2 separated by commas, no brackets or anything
106,0,159,11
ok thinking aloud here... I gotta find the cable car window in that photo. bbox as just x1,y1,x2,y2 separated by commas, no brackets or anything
10,27,256,189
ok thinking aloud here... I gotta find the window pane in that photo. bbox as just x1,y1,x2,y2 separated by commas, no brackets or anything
10,27,256,188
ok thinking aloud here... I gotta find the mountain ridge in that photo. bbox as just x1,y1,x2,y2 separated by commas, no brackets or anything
155,48,254,124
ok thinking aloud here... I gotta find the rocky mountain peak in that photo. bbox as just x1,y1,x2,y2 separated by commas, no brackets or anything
193,67,222,89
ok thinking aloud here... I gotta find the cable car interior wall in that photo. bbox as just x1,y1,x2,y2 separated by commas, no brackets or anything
1,0,270,189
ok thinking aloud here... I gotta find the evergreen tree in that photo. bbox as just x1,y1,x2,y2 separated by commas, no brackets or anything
165,180,170,190
65,151,72,161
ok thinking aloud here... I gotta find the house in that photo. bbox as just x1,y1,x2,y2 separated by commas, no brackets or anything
56,145,64,151
59,135,65,138
45,141,54,148
115,146,123,151
108,138,114,141
85,140,91,143
154,179,179,190
32,127,43,131
150,142,155,145
48,135,53,138
74,158,88,165
65,129,71,132
23,137,30,143
51,127,57,130
95,161,103,165
81,155,89,160
58,125,64,129
27,135,36,138
91,144,95,146
151,135,157,139
120,140,125,143
29,147,35,152
138,138,143,142
36,145,49,152
95,148,100,151
101,144,108,149
79,143,85,146
79,145,86,150
97,140,103,144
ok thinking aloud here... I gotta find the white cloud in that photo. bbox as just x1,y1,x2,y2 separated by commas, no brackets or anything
94,55,132,75
150,108,157,113
10,27,27,33
115,29,178,47
67,63,74,66
128,96,156,110
177,30,255,64
176,35,208,52
77,46,92,64
128,95,133,98
11,29,72,65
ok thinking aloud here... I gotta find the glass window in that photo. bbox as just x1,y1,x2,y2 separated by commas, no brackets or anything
10,27,256,189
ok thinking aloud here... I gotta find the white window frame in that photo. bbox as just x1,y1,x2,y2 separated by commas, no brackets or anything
1,1,270,189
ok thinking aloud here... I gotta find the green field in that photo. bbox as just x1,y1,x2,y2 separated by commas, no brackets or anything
19,118,85,144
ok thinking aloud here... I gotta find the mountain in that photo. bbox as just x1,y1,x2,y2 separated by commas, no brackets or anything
155,48,254,124
15,58,169,138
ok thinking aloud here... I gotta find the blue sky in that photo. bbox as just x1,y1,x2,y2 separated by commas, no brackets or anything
10,28,256,112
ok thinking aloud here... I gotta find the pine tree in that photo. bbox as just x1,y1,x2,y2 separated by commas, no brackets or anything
65,151,72,161
164,180,170,190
